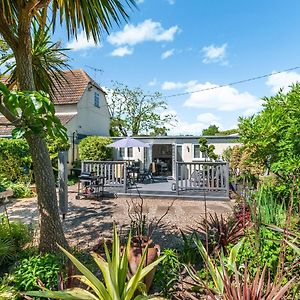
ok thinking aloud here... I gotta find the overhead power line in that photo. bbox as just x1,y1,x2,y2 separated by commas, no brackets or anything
157,66,300,99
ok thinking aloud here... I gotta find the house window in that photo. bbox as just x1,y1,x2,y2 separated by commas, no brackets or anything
193,145,207,160
94,92,100,108
119,148,125,158
193,145,201,159
176,145,183,162
127,147,133,158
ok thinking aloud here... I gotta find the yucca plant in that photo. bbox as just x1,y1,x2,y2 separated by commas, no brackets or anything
26,226,165,300
185,237,245,295
206,265,294,300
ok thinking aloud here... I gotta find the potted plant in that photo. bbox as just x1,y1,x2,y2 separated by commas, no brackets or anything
126,196,175,291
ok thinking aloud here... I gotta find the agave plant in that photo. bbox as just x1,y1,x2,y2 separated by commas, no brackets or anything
194,213,245,254
26,226,165,300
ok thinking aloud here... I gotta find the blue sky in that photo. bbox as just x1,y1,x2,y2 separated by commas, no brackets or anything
54,0,300,135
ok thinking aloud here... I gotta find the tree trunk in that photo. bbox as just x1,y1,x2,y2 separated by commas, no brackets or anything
26,134,69,252
13,17,68,253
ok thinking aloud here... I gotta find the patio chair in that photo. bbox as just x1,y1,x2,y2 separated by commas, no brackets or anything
139,164,154,183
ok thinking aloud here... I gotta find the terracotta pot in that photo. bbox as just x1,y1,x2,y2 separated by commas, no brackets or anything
30,184,37,193
128,235,160,291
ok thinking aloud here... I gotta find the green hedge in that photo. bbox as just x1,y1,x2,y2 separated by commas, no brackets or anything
0,139,31,182
79,136,113,161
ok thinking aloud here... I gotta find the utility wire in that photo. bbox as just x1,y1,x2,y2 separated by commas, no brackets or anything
156,66,300,99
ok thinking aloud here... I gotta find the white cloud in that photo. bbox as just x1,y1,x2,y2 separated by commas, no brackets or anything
183,81,262,113
107,19,179,46
167,0,176,4
202,43,227,64
266,71,300,93
196,113,220,124
110,46,133,57
161,49,175,60
148,78,158,86
66,31,101,51
161,109,223,135
161,80,197,90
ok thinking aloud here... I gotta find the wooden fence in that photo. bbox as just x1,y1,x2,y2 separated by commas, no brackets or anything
175,161,229,197
81,160,129,192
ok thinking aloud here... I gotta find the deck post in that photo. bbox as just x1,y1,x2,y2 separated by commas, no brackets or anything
123,162,127,193
58,151,68,219
175,162,179,195
225,162,230,198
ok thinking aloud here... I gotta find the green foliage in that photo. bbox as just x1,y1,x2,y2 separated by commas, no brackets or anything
179,230,198,264
239,84,300,197
202,124,219,136
109,82,176,136
0,82,68,141
0,215,31,267
4,181,33,198
79,136,113,161
0,275,18,300
46,136,70,172
252,183,286,227
13,254,62,292
154,249,181,298
27,226,165,300
218,128,239,136
0,138,31,182
198,137,218,160
1,21,70,99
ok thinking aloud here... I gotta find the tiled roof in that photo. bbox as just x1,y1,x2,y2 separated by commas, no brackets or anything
1,69,106,105
53,69,106,104
0,113,77,137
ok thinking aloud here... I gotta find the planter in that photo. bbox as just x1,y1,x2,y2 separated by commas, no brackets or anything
30,184,37,194
128,235,160,291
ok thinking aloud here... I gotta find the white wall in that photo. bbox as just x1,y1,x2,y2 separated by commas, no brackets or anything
77,86,110,136
54,104,77,113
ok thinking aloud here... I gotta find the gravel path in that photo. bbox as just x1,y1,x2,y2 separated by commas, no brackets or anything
2,192,233,250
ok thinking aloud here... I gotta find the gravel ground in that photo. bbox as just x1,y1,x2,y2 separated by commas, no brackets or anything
2,191,234,250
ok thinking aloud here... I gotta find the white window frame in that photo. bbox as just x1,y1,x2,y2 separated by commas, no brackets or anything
192,144,207,160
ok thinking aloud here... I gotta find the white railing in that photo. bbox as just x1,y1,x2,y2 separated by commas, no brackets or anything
81,160,129,192
175,161,229,197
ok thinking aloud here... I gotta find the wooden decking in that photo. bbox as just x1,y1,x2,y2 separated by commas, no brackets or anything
80,160,230,200
105,177,229,200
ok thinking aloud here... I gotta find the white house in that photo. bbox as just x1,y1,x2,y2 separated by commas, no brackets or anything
111,135,240,178
0,69,111,164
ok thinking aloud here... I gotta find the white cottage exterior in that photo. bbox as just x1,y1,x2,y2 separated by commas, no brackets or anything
0,69,111,164
111,135,240,179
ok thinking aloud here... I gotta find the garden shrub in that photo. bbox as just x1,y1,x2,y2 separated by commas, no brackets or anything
79,136,113,161
13,254,62,292
0,215,32,268
0,138,31,182
154,249,181,298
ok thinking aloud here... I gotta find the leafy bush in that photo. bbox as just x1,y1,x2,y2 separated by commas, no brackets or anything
154,249,181,298
5,181,33,198
0,215,31,267
0,138,31,182
0,275,18,300
13,254,62,292
79,136,112,161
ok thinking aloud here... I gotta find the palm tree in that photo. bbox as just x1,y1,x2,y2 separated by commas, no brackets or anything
0,0,136,253
1,21,70,97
